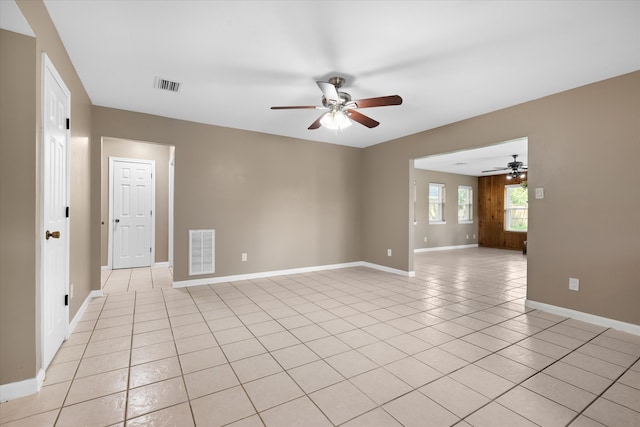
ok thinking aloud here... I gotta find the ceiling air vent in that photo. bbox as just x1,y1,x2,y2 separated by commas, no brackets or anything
154,77,181,93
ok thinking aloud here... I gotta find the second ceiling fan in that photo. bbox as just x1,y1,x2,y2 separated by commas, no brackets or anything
271,76,402,130
482,154,528,179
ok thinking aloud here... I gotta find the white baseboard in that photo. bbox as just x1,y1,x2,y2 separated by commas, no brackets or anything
0,368,45,403
67,290,103,338
101,265,110,271
153,262,170,268
1,290,105,402
525,299,640,336
173,261,414,288
414,244,479,253
1,288,104,402
361,262,415,277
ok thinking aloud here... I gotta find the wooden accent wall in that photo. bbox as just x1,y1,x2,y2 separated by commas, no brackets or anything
478,174,527,251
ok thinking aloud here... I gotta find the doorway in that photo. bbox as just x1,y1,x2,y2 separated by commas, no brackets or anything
412,138,528,253
101,138,174,272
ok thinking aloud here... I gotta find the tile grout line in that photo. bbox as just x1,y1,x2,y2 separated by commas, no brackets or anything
20,255,639,427
565,352,640,426
51,292,110,426
163,287,199,427
188,284,268,426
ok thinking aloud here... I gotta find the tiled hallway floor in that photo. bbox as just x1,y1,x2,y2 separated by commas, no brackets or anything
2,248,639,426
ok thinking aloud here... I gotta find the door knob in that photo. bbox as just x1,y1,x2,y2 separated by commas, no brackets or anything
46,230,61,240
115,219,120,223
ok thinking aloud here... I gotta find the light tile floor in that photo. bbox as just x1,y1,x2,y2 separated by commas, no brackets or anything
2,248,639,426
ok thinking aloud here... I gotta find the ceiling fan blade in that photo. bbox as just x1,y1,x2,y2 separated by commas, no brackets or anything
271,105,320,110
317,81,340,104
346,110,379,128
308,114,324,130
353,95,403,108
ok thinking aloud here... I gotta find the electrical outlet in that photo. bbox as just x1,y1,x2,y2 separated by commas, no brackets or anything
241,253,247,262
424,237,427,242
535,187,544,199
387,249,392,257
473,234,476,239
466,234,469,239
569,277,579,291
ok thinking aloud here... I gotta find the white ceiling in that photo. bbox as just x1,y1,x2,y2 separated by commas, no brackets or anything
414,137,527,176
0,0,33,37
3,1,640,155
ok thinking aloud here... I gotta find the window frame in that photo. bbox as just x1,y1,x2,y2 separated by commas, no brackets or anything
457,185,473,224
428,183,446,224
504,184,528,232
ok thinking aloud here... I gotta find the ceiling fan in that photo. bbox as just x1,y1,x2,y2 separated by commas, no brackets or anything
270,76,402,130
482,154,528,179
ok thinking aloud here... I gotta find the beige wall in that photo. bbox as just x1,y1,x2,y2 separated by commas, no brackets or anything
92,108,363,282
413,169,478,249
101,138,171,266
363,71,640,325
0,29,38,385
0,0,94,386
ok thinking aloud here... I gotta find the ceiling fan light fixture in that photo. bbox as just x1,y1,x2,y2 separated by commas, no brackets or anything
320,110,351,130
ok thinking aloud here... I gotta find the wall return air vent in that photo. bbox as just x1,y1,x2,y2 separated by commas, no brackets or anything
154,77,181,93
189,229,215,276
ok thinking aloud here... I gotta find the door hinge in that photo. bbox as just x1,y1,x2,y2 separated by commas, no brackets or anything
64,294,69,306
66,118,70,130
150,247,152,253
65,206,70,218
150,210,153,216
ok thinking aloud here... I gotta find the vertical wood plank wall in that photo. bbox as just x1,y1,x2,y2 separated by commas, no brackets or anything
478,174,527,251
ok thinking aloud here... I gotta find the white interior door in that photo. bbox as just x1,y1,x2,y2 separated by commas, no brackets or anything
42,54,70,369
111,159,154,269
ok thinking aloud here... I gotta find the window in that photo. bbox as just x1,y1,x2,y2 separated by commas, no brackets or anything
505,184,528,231
429,183,445,223
458,186,473,223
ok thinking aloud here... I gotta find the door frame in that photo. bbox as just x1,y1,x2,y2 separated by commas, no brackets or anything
168,148,175,267
107,156,156,269
40,53,70,371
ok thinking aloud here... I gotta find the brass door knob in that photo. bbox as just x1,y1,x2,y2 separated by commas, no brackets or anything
46,230,61,240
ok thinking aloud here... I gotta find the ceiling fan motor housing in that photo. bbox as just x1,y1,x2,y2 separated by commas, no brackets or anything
322,92,352,109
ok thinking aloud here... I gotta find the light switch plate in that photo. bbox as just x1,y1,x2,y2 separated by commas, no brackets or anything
535,187,544,199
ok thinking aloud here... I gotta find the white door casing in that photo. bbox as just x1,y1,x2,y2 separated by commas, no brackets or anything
109,158,154,269
41,54,70,370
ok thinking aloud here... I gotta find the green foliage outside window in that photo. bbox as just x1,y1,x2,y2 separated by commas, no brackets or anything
506,186,528,231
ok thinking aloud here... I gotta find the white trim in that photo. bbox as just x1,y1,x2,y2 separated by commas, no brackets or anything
1,289,105,402
0,369,45,402
361,262,415,277
108,156,156,269
153,262,170,268
168,148,174,267
173,261,414,288
101,265,111,271
67,290,103,338
415,244,479,253
174,262,361,288
525,299,640,336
